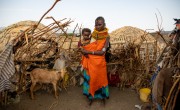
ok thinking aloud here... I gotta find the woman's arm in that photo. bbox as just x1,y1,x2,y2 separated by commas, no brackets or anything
81,37,110,56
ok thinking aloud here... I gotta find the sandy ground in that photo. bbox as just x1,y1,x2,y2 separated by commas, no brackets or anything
0,86,143,110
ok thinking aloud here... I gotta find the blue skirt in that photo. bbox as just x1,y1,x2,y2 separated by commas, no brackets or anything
83,70,109,99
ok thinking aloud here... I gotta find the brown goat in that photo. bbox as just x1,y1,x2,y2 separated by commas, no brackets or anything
30,68,66,99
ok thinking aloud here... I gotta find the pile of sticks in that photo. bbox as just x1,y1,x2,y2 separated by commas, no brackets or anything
108,41,153,90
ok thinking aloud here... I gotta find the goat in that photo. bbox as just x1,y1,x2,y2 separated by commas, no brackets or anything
30,68,66,99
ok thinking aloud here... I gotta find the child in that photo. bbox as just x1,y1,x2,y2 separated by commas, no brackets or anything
78,28,91,86
78,28,91,47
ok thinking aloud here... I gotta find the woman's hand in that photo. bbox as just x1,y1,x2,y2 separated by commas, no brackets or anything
81,48,89,58
81,48,88,54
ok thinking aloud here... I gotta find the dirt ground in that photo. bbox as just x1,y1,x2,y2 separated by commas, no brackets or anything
0,86,143,110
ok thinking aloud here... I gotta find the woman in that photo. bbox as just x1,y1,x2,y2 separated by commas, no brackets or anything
81,16,110,105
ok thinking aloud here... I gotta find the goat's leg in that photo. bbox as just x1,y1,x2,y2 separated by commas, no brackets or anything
30,82,36,100
52,82,58,99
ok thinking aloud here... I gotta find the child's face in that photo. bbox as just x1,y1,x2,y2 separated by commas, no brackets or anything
95,20,105,31
82,31,91,40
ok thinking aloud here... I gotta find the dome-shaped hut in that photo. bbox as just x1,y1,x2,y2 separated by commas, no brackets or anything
110,26,162,61
0,20,58,60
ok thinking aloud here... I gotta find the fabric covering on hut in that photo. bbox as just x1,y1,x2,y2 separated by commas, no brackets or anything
0,43,15,92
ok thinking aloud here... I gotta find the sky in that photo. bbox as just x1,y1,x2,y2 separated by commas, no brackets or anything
0,0,180,33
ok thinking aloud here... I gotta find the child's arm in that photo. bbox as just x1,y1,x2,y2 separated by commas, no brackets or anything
81,37,110,56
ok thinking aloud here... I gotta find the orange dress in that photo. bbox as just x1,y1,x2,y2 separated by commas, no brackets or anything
81,39,108,97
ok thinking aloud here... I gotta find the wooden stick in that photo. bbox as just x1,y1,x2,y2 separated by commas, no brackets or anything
49,100,59,110
172,75,180,78
31,29,60,58
164,78,180,110
46,16,70,37
107,62,123,65
69,23,78,50
32,22,56,36
172,83,180,110
18,24,61,56
32,0,61,34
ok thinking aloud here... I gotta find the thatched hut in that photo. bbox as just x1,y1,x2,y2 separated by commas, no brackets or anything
110,26,163,62
0,20,58,61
